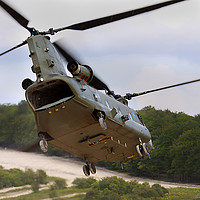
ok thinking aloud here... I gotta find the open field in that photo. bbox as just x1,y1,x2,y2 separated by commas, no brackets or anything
0,148,199,189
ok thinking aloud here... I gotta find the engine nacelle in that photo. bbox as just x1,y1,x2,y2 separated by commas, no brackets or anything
67,61,93,83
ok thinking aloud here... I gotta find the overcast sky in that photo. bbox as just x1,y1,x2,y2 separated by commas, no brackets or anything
0,0,200,116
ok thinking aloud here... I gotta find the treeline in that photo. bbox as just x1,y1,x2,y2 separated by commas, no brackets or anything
0,101,66,156
0,165,67,197
0,101,200,182
72,177,168,200
0,165,47,189
0,101,37,149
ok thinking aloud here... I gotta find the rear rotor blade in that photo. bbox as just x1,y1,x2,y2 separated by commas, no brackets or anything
0,0,30,31
53,42,81,64
54,0,187,32
89,75,111,92
125,79,200,100
0,40,27,56
53,42,113,93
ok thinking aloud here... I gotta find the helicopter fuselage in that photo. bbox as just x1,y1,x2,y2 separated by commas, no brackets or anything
25,35,152,163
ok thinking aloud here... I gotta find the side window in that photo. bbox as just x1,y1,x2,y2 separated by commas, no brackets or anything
132,112,136,119
136,113,145,126
117,107,122,115
129,113,133,120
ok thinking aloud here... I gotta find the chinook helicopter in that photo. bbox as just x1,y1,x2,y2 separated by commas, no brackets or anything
1,0,200,176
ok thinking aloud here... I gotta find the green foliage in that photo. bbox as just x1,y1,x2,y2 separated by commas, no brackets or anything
48,178,67,199
72,177,97,189
170,127,200,181
31,180,40,193
0,101,72,156
8,168,25,187
162,187,200,200
49,185,58,198
152,184,168,197
24,168,36,185
0,167,27,188
0,101,37,148
0,166,48,190
84,176,168,200
54,178,67,189
37,169,48,184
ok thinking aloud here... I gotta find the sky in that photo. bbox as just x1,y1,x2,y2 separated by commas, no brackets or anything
0,0,200,116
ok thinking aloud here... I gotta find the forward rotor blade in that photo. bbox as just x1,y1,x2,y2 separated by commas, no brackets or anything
53,42,112,93
0,0,29,30
0,40,27,56
125,79,200,100
54,0,187,32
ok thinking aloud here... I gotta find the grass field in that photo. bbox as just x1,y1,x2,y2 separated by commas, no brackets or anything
1,187,200,200
161,187,200,200
1,187,87,200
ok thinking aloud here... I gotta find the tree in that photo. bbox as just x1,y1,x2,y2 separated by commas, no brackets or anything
72,177,96,189
37,169,48,184
85,177,168,200
24,168,36,185
31,180,40,193
54,178,67,189
170,128,200,181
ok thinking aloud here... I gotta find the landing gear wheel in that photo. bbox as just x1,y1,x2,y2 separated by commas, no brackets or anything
99,118,107,130
136,145,143,158
97,112,107,130
142,143,149,155
89,163,96,174
39,139,48,153
83,165,90,176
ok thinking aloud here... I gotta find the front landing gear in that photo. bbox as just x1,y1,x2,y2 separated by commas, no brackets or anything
97,112,107,130
136,144,143,158
38,132,54,153
136,139,150,158
38,133,48,153
39,139,48,152
99,117,107,130
83,162,96,176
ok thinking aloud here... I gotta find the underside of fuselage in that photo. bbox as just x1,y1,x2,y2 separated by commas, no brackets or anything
26,78,150,163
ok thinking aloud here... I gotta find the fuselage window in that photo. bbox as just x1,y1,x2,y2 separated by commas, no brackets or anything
132,112,136,119
117,107,122,115
105,100,111,110
137,113,145,126
129,113,133,120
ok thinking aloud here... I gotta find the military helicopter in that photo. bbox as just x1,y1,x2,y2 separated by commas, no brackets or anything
1,0,200,176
